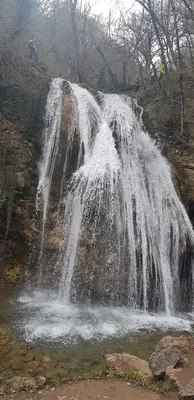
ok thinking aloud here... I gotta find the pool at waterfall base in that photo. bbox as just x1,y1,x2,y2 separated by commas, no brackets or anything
1,287,194,370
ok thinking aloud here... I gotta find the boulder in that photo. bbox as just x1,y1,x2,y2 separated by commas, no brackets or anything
0,386,5,395
105,353,153,382
156,336,190,353
37,376,47,386
23,352,35,363
0,326,9,337
150,346,181,379
6,376,22,391
6,376,37,392
180,356,189,367
166,366,182,389
179,378,194,399
20,377,37,390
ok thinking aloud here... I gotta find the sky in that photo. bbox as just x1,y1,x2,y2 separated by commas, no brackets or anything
88,0,140,18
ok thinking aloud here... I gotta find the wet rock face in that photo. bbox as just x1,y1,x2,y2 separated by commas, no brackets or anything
0,74,49,281
70,239,122,305
0,114,37,284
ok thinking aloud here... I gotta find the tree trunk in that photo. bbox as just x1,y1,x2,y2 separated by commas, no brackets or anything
95,45,118,88
69,0,83,83
170,0,185,135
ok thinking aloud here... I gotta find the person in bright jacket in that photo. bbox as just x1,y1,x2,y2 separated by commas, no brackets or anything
159,63,165,79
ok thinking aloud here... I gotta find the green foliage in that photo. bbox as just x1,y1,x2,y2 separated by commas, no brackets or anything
89,363,107,378
105,368,154,387
50,373,63,386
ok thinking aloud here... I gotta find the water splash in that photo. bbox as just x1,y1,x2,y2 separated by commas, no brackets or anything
17,290,194,343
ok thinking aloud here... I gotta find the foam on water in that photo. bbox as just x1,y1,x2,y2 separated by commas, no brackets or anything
17,291,193,343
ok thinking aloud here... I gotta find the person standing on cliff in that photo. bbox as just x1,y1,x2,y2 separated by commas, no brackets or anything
159,63,165,80
28,38,38,62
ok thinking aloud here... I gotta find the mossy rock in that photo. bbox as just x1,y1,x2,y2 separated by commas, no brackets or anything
3,262,21,283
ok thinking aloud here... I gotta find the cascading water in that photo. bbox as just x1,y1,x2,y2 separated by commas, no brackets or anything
36,78,64,278
56,85,194,313
17,80,194,342
102,94,194,313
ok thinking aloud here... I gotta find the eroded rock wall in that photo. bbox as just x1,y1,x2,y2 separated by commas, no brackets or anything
0,70,50,285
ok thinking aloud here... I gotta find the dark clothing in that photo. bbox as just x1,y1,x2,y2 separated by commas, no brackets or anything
28,40,38,61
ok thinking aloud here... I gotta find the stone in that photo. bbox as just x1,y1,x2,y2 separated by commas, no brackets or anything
0,326,9,337
16,172,25,188
180,356,189,367
105,353,153,382
20,377,37,390
42,355,52,364
156,336,190,353
150,346,181,378
166,366,182,389
179,378,194,399
11,362,21,372
0,386,5,395
27,360,41,373
23,352,35,363
6,376,22,391
38,376,47,385
0,325,10,347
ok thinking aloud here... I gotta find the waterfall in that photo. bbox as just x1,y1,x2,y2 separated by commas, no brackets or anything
36,81,194,316
36,78,64,279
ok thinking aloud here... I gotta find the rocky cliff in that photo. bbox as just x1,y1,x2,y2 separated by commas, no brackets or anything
0,67,50,285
